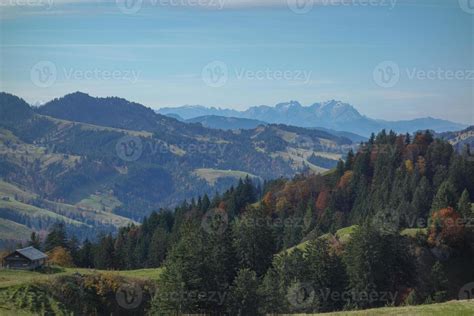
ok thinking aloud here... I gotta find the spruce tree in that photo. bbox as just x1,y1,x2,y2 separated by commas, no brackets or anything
44,222,68,251
28,232,41,249
457,189,472,219
228,268,260,315
431,180,458,212
148,227,169,267
232,207,275,277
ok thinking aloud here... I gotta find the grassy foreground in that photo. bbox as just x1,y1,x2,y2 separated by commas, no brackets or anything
0,267,163,315
312,300,474,315
0,267,163,289
0,269,473,315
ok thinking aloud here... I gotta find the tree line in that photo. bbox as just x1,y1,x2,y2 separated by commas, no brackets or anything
34,130,474,314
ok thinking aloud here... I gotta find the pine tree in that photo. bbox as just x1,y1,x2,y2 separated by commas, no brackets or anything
93,233,115,269
457,189,472,219
68,236,80,266
44,222,68,251
431,180,458,212
343,223,414,309
228,268,259,315
304,238,347,312
336,159,345,178
344,150,354,171
232,207,275,277
405,132,411,145
78,239,94,268
148,227,169,267
28,232,41,249
151,221,206,313
411,176,432,220
201,211,237,313
258,267,286,314
428,261,448,303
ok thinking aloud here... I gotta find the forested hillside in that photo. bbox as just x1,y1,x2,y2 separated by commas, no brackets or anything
0,92,353,246
34,129,474,315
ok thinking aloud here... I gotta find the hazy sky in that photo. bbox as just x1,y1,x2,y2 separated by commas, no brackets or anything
0,0,473,124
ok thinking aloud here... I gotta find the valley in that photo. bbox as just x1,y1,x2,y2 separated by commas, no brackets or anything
0,92,353,246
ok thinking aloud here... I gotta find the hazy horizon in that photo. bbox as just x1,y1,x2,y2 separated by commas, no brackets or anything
1,0,473,124
6,89,469,125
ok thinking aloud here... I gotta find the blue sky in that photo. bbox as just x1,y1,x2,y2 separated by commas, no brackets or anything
0,0,473,124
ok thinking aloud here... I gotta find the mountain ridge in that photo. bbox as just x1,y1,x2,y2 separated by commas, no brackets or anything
158,100,467,136
0,91,354,245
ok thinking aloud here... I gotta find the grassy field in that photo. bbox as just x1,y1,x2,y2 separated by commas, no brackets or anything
401,227,428,237
0,267,163,289
194,168,261,185
0,199,84,226
284,225,359,254
44,115,153,138
0,219,32,242
314,300,474,315
274,148,329,174
76,193,123,213
0,180,135,244
285,224,430,255
0,181,37,201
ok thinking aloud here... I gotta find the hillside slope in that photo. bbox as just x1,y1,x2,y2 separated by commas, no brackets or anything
0,92,353,244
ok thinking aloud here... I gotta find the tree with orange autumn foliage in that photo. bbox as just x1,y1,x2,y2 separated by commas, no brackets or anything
428,207,465,248
315,190,330,211
262,191,274,208
218,200,227,210
47,246,75,267
337,171,353,189
404,160,414,174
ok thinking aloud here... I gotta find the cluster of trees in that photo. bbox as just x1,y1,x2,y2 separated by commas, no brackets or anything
35,130,474,314
34,177,260,270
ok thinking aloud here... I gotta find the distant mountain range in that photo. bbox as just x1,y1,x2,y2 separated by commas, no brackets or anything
0,91,354,246
158,100,467,137
437,126,474,152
